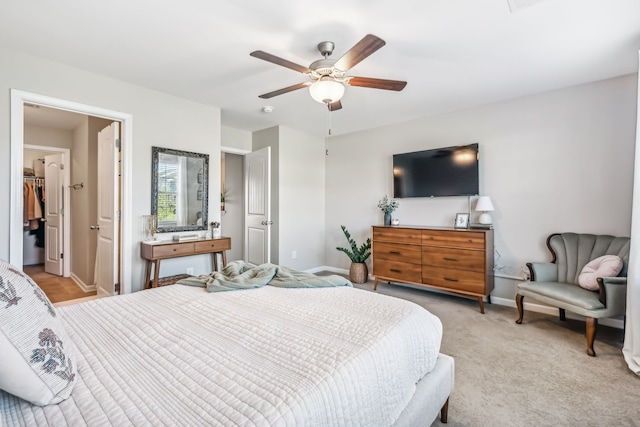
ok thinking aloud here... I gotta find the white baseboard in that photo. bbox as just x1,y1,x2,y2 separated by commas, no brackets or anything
71,273,97,293
306,266,623,330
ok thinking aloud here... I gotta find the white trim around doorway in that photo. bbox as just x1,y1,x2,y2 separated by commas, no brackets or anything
10,89,134,295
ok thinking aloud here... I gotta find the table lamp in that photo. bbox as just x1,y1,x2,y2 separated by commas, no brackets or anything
475,196,494,225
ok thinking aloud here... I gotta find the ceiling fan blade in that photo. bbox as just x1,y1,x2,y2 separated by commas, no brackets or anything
250,50,311,74
258,82,311,99
328,100,342,111
347,76,407,91
333,34,386,72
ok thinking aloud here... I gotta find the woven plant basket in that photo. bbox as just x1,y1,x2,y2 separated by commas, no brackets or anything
349,262,368,284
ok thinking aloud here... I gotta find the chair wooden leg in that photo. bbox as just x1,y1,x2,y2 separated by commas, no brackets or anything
559,308,566,321
440,397,449,423
515,294,524,324
586,317,597,357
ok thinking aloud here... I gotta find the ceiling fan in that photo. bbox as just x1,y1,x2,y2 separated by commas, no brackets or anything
250,34,407,111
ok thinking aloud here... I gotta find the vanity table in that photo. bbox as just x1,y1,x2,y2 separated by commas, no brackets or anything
140,237,231,289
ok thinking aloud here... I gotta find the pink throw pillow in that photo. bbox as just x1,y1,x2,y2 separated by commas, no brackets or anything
578,255,623,291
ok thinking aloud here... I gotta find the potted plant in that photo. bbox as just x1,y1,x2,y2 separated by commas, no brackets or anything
378,195,399,225
336,225,372,284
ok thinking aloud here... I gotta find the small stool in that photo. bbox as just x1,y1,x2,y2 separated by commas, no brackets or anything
150,274,192,288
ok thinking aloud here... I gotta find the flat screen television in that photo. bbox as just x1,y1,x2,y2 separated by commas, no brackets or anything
393,143,479,198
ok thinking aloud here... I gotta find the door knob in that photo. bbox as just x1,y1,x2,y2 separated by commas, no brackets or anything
90,225,100,230
261,221,274,226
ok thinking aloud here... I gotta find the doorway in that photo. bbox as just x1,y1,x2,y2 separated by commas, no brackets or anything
10,90,134,297
22,108,114,302
220,151,245,262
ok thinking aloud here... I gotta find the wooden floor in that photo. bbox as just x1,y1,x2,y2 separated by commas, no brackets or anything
23,264,97,303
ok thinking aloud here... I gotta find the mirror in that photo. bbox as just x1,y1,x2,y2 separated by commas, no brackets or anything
151,146,209,233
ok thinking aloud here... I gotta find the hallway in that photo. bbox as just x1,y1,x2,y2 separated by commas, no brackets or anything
24,264,96,303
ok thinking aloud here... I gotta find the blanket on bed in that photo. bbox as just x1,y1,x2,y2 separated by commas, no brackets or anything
1,285,443,426
176,260,352,292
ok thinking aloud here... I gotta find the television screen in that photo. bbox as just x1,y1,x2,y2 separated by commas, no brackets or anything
393,144,479,198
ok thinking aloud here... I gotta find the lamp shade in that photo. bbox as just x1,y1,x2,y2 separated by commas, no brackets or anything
475,196,494,212
309,78,345,104
475,196,494,225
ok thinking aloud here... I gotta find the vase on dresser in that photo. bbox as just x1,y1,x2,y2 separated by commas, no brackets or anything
384,213,392,225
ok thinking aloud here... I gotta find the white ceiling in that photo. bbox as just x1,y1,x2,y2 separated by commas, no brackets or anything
3,0,639,136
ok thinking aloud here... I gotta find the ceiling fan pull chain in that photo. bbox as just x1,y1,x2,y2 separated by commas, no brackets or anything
325,107,332,156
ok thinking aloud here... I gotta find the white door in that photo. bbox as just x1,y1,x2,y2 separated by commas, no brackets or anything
244,147,271,264
96,122,120,297
44,153,64,276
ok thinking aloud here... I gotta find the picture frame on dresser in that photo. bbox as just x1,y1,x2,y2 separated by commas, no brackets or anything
454,213,469,229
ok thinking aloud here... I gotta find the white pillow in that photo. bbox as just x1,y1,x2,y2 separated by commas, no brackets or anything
0,260,76,405
578,255,623,291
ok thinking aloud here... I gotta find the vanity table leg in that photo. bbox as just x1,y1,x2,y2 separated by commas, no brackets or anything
221,251,227,269
144,260,152,290
152,260,161,288
212,253,219,272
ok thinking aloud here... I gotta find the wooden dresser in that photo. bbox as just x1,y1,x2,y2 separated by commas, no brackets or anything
140,237,231,289
372,226,494,313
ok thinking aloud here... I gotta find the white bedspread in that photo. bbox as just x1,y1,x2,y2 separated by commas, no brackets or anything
1,284,442,426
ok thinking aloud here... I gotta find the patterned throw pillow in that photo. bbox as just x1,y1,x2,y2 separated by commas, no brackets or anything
0,260,76,405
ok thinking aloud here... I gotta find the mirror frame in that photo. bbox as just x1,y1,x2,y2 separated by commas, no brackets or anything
151,146,209,233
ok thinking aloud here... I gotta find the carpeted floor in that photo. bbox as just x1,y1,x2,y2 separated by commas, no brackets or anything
344,277,638,427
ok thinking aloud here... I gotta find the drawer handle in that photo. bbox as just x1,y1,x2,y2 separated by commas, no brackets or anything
389,251,401,255
173,249,177,252
443,257,459,262
444,277,459,282
390,269,402,273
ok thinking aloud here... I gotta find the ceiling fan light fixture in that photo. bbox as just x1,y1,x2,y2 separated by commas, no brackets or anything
309,78,345,104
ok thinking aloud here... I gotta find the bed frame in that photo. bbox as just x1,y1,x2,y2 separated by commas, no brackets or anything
394,353,454,425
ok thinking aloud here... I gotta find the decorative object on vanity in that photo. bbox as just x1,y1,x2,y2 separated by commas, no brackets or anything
372,225,494,313
151,146,209,233
454,213,470,229
210,221,221,238
391,218,400,226
336,225,372,284
475,196,494,225
377,195,399,226
141,214,158,241
172,234,199,242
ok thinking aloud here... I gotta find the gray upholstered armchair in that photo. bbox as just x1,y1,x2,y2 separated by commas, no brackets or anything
515,233,630,356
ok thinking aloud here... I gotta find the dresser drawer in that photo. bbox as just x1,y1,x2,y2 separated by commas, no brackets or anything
422,246,485,273
422,266,485,294
373,227,422,244
373,241,421,264
422,230,485,249
373,259,422,283
152,243,195,257
195,238,231,253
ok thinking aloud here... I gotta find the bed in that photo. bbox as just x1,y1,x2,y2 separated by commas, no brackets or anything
0,261,454,426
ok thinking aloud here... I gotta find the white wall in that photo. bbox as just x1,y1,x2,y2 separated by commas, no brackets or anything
325,74,637,300
222,126,252,152
250,125,326,270
0,46,222,292
278,126,326,271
